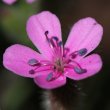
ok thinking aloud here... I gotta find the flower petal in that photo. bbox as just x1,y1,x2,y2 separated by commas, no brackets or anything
3,0,16,5
3,44,45,78
65,54,102,80
65,17,103,58
26,11,62,59
34,71,66,89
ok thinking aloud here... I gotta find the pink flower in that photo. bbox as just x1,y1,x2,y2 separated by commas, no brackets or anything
3,11,103,89
3,0,36,5
3,0,16,5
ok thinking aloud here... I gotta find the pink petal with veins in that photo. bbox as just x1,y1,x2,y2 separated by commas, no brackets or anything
3,44,45,78
65,54,102,80
26,11,62,59
34,71,66,89
65,17,103,60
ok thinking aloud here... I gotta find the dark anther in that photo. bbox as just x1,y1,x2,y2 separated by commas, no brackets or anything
52,36,59,41
58,41,63,46
78,48,87,56
29,69,35,74
74,67,87,74
45,31,50,42
45,31,49,35
46,72,53,81
49,37,59,48
28,59,39,66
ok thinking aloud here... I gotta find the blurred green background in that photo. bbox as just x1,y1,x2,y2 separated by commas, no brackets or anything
0,0,110,110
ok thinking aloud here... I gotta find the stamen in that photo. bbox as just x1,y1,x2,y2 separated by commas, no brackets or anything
49,37,59,48
58,41,63,46
45,31,55,48
49,38,56,47
29,69,35,74
70,52,77,59
28,59,39,66
74,67,87,74
52,36,59,41
41,32,88,80
46,72,53,81
45,31,49,35
63,48,70,57
44,31,60,49
78,48,87,56
45,31,50,42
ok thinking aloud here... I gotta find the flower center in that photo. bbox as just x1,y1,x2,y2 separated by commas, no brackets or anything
28,31,87,81
54,59,64,73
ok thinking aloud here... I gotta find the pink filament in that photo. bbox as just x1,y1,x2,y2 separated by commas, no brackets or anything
28,31,87,81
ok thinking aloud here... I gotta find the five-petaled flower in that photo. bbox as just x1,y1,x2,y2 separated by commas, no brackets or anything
3,0,36,5
3,11,103,89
